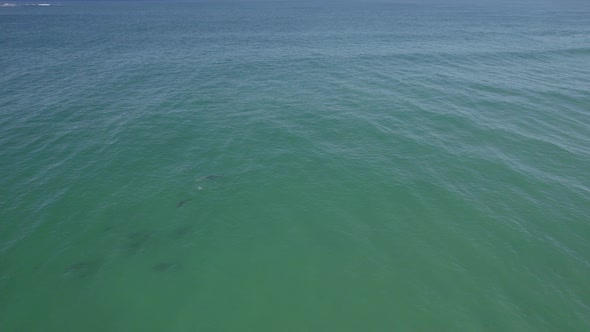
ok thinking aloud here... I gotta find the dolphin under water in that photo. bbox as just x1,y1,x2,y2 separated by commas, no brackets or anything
176,198,193,208
192,174,223,190
197,174,222,181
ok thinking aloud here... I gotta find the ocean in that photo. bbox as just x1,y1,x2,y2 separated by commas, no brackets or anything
1,1,589,331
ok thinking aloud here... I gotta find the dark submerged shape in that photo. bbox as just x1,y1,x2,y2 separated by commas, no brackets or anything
123,231,153,255
176,198,192,208
205,175,222,180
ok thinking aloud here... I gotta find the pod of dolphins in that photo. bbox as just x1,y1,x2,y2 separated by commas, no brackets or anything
63,174,224,278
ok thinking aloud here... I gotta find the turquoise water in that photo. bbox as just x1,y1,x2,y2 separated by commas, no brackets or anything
1,1,590,330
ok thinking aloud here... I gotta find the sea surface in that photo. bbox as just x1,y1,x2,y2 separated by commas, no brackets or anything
1,1,590,331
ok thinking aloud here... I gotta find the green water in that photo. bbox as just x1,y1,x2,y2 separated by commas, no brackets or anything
1,1,590,331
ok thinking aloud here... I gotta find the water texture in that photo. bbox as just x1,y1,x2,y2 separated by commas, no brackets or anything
1,1,590,331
